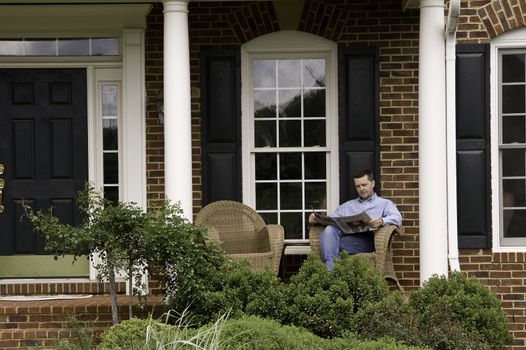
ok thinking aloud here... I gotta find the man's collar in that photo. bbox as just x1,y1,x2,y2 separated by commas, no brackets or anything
358,193,377,203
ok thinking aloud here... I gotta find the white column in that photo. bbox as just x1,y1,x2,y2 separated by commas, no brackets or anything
419,0,448,283
163,0,193,219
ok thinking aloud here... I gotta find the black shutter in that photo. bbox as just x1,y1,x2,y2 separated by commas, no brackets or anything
338,46,380,202
200,48,241,205
456,44,491,248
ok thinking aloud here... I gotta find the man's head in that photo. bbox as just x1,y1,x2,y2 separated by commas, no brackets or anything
353,169,375,199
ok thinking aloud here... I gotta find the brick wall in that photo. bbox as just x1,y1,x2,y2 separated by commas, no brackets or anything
144,0,526,347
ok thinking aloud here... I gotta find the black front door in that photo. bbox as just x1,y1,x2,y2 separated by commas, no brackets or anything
0,69,88,257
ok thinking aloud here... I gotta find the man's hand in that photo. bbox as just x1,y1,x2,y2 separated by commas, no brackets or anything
308,213,319,225
369,217,383,229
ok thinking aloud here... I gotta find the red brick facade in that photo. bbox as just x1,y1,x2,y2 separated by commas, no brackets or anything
142,0,526,347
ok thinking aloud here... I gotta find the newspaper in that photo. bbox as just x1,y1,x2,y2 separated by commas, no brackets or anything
312,211,372,234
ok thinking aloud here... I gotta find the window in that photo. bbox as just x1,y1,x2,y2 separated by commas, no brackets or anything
242,32,338,242
0,37,118,56
101,84,120,202
492,29,526,249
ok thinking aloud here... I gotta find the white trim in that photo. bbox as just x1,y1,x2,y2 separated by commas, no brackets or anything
491,30,526,251
241,31,339,242
122,29,147,209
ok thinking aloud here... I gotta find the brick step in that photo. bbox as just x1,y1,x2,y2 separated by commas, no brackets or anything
0,281,128,295
0,295,164,349
0,327,109,349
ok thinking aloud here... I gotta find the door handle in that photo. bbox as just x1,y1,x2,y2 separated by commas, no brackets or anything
0,178,4,213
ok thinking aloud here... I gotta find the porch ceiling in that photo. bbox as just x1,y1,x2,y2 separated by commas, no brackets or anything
0,0,420,7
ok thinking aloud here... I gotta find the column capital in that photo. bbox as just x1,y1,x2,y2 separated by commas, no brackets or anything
420,0,444,9
163,0,189,14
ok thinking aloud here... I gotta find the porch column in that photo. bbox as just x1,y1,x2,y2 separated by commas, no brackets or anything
418,0,448,283
163,0,193,219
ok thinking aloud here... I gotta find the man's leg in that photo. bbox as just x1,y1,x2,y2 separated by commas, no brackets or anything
340,232,375,255
319,225,343,270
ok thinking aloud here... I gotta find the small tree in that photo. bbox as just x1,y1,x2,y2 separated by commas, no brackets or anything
26,183,149,324
26,183,225,325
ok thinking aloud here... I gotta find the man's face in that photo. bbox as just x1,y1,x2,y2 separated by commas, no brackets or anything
354,175,375,199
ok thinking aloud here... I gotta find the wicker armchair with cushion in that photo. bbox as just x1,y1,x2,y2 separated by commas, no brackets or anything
195,200,285,274
309,224,403,290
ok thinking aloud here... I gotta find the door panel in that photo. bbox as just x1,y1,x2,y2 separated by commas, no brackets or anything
0,69,88,276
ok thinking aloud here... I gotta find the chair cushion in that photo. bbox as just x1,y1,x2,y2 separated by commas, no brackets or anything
229,252,273,272
221,229,271,254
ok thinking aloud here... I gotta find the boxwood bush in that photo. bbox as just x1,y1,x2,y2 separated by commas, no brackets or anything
283,253,390,338
354,272,513,350
166,253,391,338
409,272,512,349
166,259,287,325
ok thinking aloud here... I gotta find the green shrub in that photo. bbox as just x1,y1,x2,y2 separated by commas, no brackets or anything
409,272,512,350
352,293,421,346
219,316,426,350
167,259,287,325
98,317,170,350
283,254,389,338
354,272,513,350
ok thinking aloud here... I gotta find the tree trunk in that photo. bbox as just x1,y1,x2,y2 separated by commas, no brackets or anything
108,267,119,325
128,263,133,319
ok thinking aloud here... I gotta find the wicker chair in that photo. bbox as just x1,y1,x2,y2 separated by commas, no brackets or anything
309,224,403,290
195,200,285,275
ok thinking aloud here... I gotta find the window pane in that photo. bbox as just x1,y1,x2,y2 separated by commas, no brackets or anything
280,153,301,180
103,152,119,184
103,119,118,151
91,38,118,56
502,85,525,114
58,38,89,56
305,153,326,179
280,183,302,209
256,183,277,210
279,120,301,147
503,54,525,83
502,149,525,176
304,120,326,147
503,179,526,207
260,212,277,225
102,85,118,116
0,40,23,55
281,212,302,239
25,39,56,56
503,209,526,237
304,90,325,118
255,120,276,147
305,182,326,209
254,90,276,118
278,60,300,87
303,59,325,87
104,186,119,204
254,60,275,88
278,90,301,118
255,153,277,180
503,116,525,144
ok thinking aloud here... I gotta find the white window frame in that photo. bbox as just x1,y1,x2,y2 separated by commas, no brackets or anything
491,28,526,251
241,31,339,243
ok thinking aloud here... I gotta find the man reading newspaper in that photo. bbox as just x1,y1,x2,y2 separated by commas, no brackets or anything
308,169,402,270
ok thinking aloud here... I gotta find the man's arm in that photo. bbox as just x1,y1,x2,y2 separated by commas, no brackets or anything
381,200,402,227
